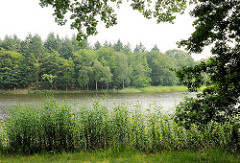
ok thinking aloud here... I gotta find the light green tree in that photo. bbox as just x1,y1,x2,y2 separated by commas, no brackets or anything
42,74,57,90
92,60,112,90
92,61,104,90
0,49,25,89
116,53,132,89
100,66,112,90
73,49,96,89
78,66,92,90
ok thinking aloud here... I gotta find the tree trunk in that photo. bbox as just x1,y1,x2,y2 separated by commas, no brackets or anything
50,84,53,90
96,81,98,90
122,79,125,89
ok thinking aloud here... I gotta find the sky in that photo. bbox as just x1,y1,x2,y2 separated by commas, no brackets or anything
0,0,211,60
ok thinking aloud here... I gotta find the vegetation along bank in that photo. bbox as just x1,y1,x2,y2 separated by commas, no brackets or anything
0,99,239,158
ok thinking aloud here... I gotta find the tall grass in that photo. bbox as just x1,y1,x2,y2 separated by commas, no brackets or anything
1,98,239,154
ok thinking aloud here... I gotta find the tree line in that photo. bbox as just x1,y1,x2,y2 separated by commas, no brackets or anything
0,33,196,90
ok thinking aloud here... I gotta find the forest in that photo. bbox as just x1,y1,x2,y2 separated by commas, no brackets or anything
0,0,240,161
0,33,196,90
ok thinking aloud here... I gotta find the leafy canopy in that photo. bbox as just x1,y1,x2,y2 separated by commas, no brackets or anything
39,0,188,41
175,0,240,126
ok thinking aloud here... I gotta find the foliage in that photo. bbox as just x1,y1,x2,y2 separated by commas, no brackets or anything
42,74,57,90
0,33,196,90
39,0,188,41
0,49,26,88
174,0,240,126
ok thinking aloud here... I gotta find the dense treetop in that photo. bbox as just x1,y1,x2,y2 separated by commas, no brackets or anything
0,34,196,90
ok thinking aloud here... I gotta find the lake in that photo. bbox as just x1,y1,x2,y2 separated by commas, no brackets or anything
0,92,196,117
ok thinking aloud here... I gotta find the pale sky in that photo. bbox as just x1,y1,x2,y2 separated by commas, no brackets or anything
0,0,211,60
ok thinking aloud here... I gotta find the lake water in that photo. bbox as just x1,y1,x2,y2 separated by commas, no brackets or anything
0,92,196,117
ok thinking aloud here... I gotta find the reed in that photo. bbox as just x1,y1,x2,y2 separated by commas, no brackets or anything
1,98,239,154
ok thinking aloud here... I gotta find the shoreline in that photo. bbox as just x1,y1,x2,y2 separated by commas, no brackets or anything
0,86,200,94
0,86,205,95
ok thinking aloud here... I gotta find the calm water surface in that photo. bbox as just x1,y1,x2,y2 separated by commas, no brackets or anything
0,92,196,117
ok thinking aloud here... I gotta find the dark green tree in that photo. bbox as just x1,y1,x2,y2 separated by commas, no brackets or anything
93,41,102,51
40,51,62,82
56,57,75,90
44,33,62,53
113,39,123,52
122,43,132,54
96,48,117,87
174,0,240,127
103,40,112,48
151,44,160,52
22,34,46,86
59,37,73,59
71,34,91,51
134,42,146,53
146,51,178,86
0,35,21,52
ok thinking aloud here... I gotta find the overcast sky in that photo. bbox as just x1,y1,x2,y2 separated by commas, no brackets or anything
0,0,211,60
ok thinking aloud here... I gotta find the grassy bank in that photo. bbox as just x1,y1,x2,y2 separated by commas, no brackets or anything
1,148,239,163
118,86,189,93
0,86,206,94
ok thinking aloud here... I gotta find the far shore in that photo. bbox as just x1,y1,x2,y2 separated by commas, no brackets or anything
0,86,205,95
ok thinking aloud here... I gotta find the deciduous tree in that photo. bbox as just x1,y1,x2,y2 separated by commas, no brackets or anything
39,0,187,41
174,0,240,126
